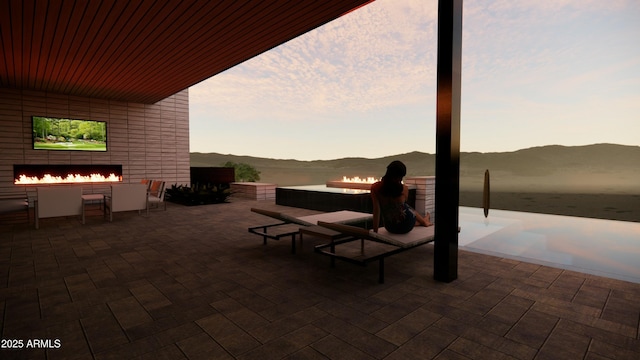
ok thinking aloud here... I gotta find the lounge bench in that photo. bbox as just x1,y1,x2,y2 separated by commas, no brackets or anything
314,221,438,283
249,207,372,254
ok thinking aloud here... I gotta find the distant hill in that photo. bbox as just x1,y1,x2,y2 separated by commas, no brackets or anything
191,144,640,194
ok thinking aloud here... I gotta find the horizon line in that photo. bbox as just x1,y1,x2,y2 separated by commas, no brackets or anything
189,142,639,162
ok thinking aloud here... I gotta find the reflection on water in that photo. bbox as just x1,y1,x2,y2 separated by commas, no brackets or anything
459,207,640,283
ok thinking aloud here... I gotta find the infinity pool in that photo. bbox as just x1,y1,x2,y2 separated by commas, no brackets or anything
459,206,640,284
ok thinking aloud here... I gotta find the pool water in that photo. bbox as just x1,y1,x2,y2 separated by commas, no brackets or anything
459,207,640,284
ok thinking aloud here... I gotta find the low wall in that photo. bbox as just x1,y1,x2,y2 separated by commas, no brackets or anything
405,176,436,221
231,182,276,200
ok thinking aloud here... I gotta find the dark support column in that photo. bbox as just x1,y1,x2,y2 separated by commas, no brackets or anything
434,0,463,282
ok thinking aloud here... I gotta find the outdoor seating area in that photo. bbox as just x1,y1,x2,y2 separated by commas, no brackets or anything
24,181,168,228
1,198,639,359
2,1,638,358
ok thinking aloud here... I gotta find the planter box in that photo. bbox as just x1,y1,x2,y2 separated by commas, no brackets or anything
231,182,276,200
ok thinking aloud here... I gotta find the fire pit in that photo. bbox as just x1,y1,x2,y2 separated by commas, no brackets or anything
276,184,415,213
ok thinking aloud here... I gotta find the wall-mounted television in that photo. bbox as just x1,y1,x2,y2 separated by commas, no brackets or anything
32,116,107,152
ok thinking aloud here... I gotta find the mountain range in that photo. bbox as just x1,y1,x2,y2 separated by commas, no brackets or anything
191,143,640,194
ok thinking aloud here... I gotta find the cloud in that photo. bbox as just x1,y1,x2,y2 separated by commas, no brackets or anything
190,0,640,158
463,0,640,81
190,0,439,121
462,0,640,113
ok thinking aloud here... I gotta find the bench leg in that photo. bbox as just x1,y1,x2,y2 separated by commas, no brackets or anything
291,233,296,254
262,226,268,245
299,232,303,250
329,240,336,267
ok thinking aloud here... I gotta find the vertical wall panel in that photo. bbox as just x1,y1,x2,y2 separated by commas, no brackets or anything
0,88,190,197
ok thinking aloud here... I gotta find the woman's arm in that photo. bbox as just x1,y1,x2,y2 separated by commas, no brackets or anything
402,184,409,202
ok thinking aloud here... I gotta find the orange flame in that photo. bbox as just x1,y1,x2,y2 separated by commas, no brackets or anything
341,176,378,183
15,173,122,185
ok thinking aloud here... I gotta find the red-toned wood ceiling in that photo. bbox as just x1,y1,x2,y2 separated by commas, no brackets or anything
1,0,373,104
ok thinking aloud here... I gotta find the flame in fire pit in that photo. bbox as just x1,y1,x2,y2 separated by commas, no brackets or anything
326,176,379,190
15,173,122,185
341,176,378,183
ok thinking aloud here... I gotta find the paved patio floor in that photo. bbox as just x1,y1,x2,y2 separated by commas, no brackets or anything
1,199,639,359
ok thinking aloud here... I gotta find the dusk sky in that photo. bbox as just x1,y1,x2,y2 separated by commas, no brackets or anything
189,0,640,161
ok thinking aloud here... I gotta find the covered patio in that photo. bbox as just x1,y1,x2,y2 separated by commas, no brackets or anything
2,0,640,358
2,200,639,359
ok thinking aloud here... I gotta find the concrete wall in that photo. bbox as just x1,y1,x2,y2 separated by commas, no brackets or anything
0,88,190,198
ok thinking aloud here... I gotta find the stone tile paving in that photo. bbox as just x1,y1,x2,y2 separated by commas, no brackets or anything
1,199,639,359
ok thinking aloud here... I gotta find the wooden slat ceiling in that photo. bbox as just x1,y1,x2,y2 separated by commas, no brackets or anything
0,0,373,104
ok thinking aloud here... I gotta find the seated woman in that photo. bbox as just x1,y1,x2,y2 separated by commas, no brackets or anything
371,160,432,234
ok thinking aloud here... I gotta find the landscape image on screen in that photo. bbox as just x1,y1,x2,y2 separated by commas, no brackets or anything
32,116,107,151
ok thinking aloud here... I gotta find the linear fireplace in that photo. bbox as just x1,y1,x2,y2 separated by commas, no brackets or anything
14,164,123,185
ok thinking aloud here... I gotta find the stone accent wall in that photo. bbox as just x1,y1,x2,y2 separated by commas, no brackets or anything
0,88,190,199
405,176,436,222
231,182,276,200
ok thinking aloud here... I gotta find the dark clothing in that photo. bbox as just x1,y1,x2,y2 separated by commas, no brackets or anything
381,202,416,234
